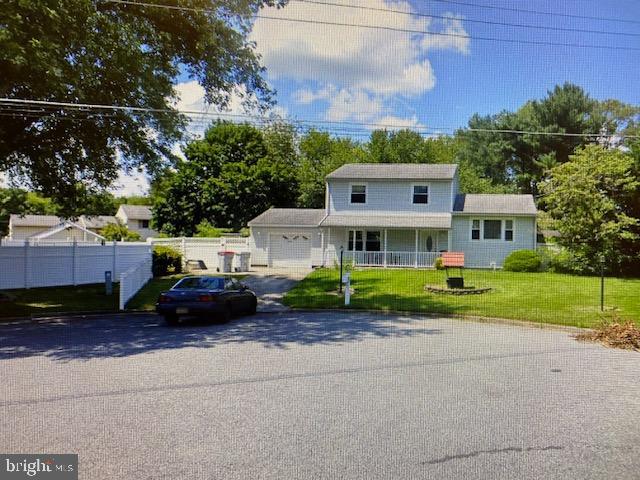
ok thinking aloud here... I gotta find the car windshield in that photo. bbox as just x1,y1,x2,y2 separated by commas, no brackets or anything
172,277,224,290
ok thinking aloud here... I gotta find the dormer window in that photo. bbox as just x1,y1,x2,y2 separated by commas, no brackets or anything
350,184,367,204
412,185,429,204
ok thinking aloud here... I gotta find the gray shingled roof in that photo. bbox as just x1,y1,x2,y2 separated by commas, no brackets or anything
9,214,119,229
453,194,537,215
248,208,326,227
326,163,458,180
9,214,61,227
321,214,452,229
118,204,152,220
80,215,118,229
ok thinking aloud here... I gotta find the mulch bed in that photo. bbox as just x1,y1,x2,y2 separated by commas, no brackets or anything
424,285,492,295
575,321,640,351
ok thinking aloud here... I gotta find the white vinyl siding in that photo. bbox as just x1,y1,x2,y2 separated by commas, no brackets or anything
452,216,535,267
330,179,454,214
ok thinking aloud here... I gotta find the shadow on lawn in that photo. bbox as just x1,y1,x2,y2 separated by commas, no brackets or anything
0,310,443,361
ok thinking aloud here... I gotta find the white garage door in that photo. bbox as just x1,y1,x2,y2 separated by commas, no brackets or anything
269,233,312,268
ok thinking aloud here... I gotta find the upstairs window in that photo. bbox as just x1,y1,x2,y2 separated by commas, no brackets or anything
483,220,502,240
350,184,367,204
471,220,480,240
505,220,514,241
413,185,429,204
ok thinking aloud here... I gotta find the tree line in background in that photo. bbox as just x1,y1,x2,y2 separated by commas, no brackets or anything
2,84,639,274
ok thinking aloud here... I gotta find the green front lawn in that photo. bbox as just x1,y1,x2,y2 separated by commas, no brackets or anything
0,283,120,318
0,273,249,319
283,268,640,328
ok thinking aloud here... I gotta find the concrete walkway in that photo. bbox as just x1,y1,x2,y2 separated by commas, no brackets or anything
241,266,311,312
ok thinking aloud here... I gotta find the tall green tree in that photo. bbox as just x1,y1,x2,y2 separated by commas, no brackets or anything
456,83,609,195
153,122,299,235
0,0,285,214
541,145,640,275
297,131,365,208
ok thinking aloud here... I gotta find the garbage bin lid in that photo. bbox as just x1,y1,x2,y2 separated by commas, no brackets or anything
218,251,235,255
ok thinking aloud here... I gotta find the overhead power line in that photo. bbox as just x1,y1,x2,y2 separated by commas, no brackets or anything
2,98,638,139
102,0,640,51
423,0,640,25
293,0,640,37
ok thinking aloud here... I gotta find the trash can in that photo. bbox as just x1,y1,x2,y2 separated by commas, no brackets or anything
217,251,235,273
235,252,251,272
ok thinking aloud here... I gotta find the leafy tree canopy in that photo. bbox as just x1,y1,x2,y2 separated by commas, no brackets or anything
0,0,284,214
100,222,142,242
541,145,640,275
153,121,298,235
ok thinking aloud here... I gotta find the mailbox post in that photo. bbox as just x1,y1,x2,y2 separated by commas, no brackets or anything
342,272,351,306
105,271,113,296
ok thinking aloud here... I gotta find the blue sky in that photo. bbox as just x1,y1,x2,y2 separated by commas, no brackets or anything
119,0,640,194
242,0,639,134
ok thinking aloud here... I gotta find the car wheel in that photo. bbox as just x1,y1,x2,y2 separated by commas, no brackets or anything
165,315,179,326
220,303,232,323
248,297,257,315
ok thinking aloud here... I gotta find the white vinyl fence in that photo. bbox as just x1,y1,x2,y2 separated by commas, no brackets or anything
150,237,250,270
119,256,153,310
0,240,151,290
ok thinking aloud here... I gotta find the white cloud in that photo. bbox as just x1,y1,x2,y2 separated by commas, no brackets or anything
371,114,425,130
421,14,470,54
253,0,467,126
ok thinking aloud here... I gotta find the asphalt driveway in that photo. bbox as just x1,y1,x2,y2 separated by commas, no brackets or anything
1,311,639,479
242,266,311,312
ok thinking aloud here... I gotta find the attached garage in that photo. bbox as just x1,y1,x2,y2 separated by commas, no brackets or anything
248,208,325,268
269,232,312,267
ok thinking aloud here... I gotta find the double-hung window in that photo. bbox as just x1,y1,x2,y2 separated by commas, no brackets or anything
412,185,429,204
348,230,364,251
350,184,366,204
504,220,514,241
471,220,481,240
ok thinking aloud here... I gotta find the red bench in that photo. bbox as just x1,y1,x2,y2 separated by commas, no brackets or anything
441,252,465,288
441,252,464,268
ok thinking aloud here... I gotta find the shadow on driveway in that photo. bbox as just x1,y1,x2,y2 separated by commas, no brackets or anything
0,311,442,362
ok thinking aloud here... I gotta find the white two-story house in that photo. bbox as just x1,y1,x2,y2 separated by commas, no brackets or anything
248,163,537,268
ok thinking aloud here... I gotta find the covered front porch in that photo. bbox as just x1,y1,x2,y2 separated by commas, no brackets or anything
324,227,450,268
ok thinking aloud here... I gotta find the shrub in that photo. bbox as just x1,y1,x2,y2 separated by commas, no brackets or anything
152,246,182,277
434,257,445,270
503,250,542,272
100,222,142,241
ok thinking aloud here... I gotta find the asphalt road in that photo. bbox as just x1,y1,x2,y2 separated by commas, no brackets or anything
1,311,639,479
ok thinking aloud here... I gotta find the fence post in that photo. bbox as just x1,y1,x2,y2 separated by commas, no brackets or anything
112,241,117,278
72,238,77,286
23,240,30,289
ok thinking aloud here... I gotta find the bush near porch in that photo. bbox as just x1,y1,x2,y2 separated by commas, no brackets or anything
283,268,640,328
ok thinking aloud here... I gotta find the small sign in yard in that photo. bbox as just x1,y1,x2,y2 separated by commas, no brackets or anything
342,272,351,306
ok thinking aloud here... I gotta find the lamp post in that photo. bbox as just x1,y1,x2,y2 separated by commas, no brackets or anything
339,246,344,293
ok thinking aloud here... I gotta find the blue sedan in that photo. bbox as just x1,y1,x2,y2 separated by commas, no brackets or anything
156,276,257,326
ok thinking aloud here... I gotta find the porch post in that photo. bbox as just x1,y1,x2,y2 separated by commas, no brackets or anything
383,229,388,268
447,229,452,252
320,228,325,267
414,229,419,268
327,227,331,265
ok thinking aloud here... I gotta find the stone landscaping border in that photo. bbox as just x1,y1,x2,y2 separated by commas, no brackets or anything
425,285,492,295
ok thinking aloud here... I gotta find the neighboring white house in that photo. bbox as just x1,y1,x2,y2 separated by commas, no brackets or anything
8,214,116,242
115,205,157,239
248,163,537,268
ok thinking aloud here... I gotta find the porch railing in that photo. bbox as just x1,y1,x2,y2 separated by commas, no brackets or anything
343,251,441,268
